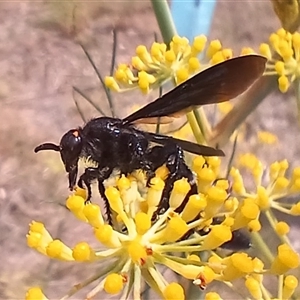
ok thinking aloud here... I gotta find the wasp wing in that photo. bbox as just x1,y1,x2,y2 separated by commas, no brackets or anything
122,55,266,125
145,132,224,156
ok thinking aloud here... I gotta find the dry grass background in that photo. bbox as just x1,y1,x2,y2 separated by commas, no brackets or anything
0,1,300,299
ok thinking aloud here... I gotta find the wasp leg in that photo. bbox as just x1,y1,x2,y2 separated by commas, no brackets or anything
78,167,113,221
148,144,197,216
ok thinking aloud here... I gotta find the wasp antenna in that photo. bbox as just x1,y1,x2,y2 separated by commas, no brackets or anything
34,143,60,153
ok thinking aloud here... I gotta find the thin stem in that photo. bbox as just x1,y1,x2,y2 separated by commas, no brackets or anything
72,86,106,116
80,43,115,117
264,209,292,246
251,231,274,265
72,88,87,122
193,108,212,141
186,112,205,144
277,274,284,300
293,79,300,125
151,0,177,44
110,29,118,76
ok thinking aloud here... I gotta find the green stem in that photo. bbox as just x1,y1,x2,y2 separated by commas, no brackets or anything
193,108,212,141
264,209,292,246
151,0,177,44
251,231,274,265
293,79,300,125
186,112,205,144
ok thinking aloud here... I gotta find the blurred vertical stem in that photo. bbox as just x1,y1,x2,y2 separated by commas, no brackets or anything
151,0,207,144
293,79,300,125
151,0,177,44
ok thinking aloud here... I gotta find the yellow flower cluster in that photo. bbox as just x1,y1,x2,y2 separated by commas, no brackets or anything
261,28,300,92
232,154,300,218
26,155,300,299
104,35,237,94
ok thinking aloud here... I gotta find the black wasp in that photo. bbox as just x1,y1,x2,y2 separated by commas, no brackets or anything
35,55,266,222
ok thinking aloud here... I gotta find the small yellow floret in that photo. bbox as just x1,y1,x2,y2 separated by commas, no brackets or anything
181,194,207,222
222,253,254,281
275,221,290,235
248,219,261,232
241,47,255,55
257,131,278,144
271,244,300,274
74,186,87,199
105,187,124,215
66,194,87,221
163,282,185,300
192,156,205,173
201,225,232,250
206,40,222,58
104,76,120,91
193,35,207,52
188,57,200,72
46,239,74,261
83,203,104,228
135,212,151,235
245,277,262,299
278,75,290,93
94,224,121,248
165,50,176,63
72,242,94,261
104,273,124,294
25,287,48,300
163,215,189,242
283,275,298,299
169,178,191,209
127,240,147,265
205,292,222,300
176,68,189,84
290,202,300,215
259,43,272,59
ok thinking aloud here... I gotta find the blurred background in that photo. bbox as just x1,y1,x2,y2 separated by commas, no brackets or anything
0,1,299,299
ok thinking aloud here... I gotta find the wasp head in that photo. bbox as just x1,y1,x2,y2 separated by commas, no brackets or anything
34,129,83,190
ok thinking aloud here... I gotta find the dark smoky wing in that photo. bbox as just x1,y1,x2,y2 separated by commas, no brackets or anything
122,55,266,125
145,132,224,156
